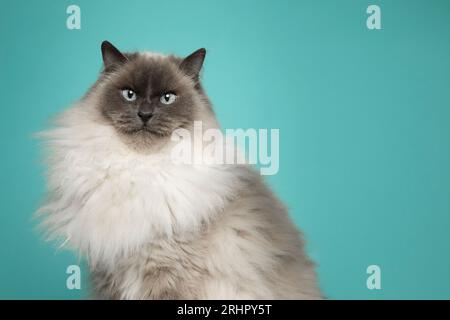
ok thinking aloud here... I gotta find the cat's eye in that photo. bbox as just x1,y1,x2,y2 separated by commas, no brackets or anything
121,89,137,102
160,92,177,105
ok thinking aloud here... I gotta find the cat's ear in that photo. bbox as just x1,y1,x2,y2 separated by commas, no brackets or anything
180,48,206,81
101,41,127,71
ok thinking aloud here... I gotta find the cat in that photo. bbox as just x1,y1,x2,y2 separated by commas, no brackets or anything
37,41,322,299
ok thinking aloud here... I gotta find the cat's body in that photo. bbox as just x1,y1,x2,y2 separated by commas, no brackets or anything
38,42,321,299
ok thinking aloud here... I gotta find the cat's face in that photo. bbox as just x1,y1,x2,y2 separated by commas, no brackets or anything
94,41,209,141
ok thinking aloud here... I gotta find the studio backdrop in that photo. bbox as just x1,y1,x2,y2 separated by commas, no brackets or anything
0,0,449,299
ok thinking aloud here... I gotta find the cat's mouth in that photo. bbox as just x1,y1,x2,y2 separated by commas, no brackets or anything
140,125,159,135
122,122,168,138
134,124,156,133
114,116,180,138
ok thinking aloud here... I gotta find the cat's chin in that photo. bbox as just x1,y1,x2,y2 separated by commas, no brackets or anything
116,126,172,152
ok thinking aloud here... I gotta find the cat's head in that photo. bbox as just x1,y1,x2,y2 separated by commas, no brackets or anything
90,41,215,147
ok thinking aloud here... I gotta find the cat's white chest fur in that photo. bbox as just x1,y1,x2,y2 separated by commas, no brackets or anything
39,106,237,267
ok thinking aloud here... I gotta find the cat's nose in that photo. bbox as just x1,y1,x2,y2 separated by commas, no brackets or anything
137,110,153,123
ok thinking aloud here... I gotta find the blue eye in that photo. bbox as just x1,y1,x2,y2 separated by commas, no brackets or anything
121,89,137,102
160,93,177,105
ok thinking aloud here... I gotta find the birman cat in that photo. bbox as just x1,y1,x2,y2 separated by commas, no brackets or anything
38,41,322,299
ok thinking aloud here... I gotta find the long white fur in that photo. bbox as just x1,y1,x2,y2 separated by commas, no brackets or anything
38,97,239,270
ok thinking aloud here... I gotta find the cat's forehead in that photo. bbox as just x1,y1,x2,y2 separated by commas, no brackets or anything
111,52,186,91
139,51,167,59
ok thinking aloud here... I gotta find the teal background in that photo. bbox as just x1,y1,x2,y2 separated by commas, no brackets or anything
0,0,449,299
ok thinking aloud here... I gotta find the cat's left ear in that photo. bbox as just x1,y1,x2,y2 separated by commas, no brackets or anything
180,48,206,81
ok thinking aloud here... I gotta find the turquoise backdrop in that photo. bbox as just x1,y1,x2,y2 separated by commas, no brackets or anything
0,0,449,299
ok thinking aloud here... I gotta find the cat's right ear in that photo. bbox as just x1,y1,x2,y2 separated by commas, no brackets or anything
101,41,127,72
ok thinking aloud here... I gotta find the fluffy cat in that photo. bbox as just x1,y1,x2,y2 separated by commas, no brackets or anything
37,41,322,299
